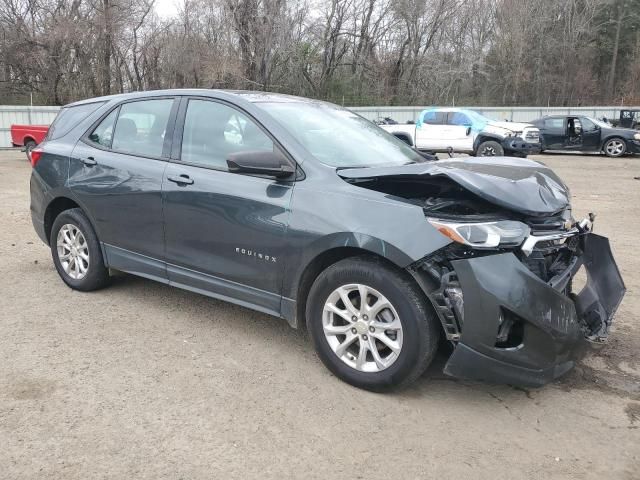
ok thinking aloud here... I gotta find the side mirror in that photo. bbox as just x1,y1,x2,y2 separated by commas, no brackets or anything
227,150,295,179
465,127,472,136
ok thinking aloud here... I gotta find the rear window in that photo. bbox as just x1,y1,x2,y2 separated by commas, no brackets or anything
46,102,105,140
544,118,565,130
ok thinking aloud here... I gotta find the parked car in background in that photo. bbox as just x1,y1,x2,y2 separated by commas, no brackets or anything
29,90,625,391
618,109,640,129
10,124,49,159
378,108,541,157
531,115,640,157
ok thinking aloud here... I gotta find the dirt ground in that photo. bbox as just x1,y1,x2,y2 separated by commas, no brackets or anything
0,149,638,479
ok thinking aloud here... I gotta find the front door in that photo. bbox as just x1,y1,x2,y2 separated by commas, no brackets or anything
578,117,602,151
69,97,177,279
162,98,294,316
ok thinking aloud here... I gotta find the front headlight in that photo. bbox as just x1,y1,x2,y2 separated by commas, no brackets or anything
427,218,530,248
634,133,640,140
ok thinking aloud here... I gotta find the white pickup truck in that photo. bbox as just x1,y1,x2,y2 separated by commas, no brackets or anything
378,108,541,157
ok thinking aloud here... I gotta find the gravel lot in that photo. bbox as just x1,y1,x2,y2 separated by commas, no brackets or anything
1,149,639,479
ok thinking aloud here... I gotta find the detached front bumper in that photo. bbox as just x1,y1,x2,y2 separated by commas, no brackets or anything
442,233,625,387
502,136,541,155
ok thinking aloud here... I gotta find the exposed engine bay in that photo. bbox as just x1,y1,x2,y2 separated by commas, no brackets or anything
338,157,626,386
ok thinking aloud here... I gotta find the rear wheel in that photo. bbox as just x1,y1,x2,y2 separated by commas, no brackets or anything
603,138,626,157
306,256,439,391
50,208,110,291
476,140,504,156
24,139,36,161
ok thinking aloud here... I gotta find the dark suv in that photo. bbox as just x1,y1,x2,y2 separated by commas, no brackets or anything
30,90,625,391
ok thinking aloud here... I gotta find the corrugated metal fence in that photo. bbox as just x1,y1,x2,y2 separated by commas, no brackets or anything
0,106,60,148
349,106,635,123
1,104,637,147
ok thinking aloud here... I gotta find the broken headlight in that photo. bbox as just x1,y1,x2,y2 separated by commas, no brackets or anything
427,218,530,248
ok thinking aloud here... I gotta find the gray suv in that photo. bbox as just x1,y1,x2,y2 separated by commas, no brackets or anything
30,90,625,391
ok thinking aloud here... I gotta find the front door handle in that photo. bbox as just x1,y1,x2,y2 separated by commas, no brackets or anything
167,174,194,185
82,157,97,166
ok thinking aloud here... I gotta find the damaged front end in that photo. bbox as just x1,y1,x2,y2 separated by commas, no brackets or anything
339,157,626,387
410,223,625,387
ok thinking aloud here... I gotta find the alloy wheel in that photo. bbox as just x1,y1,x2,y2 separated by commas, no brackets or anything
56,224,90,280
322,284,403,373
481,146,496,156
605,140,625,157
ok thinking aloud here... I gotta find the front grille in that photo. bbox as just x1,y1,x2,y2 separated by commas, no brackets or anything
524,130,540,142
521,211,578,284
525,215,567,234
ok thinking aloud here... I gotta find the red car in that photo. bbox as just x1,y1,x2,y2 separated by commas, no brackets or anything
11,124,49,159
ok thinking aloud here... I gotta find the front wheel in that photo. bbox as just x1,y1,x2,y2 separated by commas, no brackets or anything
476,140,504,156
603,138,626,157
306,256,440,391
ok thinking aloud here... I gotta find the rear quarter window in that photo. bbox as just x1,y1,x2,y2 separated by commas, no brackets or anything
46,102,105,140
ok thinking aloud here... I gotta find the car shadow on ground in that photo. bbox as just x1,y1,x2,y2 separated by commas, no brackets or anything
104,272,640,404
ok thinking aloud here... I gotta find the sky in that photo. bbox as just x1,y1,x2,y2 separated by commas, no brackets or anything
154,0,180,19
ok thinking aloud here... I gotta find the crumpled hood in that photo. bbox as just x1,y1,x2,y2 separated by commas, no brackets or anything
338,157,570,216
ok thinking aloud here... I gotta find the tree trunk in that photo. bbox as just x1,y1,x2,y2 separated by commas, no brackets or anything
606,3,624,98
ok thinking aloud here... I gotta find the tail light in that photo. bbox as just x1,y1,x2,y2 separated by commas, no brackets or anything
30,147,43,167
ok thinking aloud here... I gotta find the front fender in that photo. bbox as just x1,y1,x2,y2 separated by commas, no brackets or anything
281,184,452,300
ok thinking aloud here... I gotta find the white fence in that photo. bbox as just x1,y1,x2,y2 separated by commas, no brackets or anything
1,104,637,148
0,106,60,148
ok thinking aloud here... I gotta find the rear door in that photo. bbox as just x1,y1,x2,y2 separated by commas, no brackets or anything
161,97,294,315
539,117,566,149
414,111,448,149
446,111,474,152
69,97,178,279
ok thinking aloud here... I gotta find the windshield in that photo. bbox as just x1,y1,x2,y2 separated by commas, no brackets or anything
587,117,611,128
256,102,424,167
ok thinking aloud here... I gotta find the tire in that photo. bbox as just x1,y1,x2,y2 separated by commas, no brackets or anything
50,208,110,291
24,139,36,161
603,138,626,157
305,255,440,391
476,140,504,156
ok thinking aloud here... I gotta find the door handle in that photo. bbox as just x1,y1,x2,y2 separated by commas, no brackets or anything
167,174,194,185
82,157,97,166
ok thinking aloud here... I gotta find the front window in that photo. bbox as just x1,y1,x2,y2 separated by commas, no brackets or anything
181,99,274,170
256,102,423,168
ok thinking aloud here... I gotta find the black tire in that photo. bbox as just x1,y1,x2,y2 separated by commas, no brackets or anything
50,208,110,291
602,137,626,158
305,256,440,392
24,139,36,161
476,140,504,156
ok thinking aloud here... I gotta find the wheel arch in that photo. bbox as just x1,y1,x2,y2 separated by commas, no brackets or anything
289,244,420,330
601,135,628,151
473,133,503,154
23,135,36,146
43,196,101,246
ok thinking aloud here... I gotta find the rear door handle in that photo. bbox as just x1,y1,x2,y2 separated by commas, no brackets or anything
82,157,97,166
167,174,194,185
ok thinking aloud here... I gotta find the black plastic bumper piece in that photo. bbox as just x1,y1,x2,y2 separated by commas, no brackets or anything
627,139,640,154
442,233,625,387
502,136,541,155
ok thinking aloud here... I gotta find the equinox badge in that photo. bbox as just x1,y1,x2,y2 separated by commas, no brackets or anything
235,247,277,263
